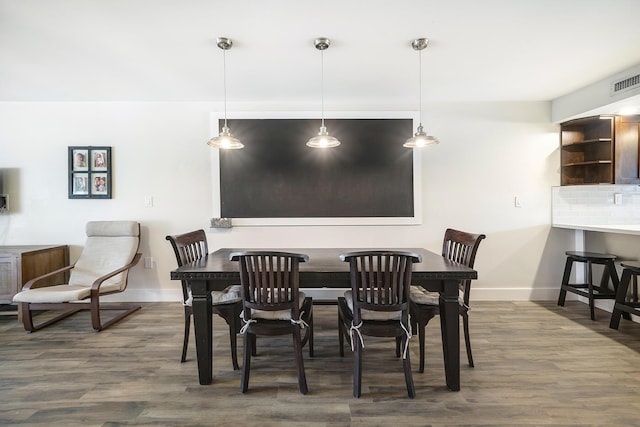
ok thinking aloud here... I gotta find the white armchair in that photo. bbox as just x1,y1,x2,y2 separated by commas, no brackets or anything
13,220,142,332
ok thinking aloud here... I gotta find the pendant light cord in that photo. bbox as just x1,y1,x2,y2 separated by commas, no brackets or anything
222,48,228,128
418,47,422,128
320,48,325,128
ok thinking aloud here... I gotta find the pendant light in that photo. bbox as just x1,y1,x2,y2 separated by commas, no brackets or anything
207,37,244,150
306,37,341,148
404,38,440,148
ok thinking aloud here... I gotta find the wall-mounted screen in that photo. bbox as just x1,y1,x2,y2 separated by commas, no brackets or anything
211,112,422,226
0,169,8,213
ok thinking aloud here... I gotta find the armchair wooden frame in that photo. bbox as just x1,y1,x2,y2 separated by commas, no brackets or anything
18,254,142,332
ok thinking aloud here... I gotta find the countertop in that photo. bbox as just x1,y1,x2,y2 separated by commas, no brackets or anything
552,223,640,235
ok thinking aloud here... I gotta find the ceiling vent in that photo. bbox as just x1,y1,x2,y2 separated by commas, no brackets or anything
611,73,640,96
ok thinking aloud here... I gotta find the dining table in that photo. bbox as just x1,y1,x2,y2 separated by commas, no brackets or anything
170,247,477,391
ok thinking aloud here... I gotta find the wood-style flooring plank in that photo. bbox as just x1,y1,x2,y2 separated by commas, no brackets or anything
1,301,639,426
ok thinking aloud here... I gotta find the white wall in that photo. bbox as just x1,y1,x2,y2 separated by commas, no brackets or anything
0,100,567,302
551,62,640,122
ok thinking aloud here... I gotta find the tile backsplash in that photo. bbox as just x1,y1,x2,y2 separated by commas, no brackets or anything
552,185,640,225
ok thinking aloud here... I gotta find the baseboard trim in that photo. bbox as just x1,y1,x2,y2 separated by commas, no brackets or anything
100,286,639,323
106,287,565,302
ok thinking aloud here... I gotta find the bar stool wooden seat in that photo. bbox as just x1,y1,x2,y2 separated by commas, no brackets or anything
557,251,619,321
609,262,640,330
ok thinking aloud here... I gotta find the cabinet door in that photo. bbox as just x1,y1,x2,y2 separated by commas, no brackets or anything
615,115,640,184
0,256,18,303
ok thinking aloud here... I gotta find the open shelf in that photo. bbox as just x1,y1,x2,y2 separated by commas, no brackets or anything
560,116,614,185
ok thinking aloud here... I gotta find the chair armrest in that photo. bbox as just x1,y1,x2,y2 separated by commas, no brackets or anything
90,253,142,292
22,264,75,290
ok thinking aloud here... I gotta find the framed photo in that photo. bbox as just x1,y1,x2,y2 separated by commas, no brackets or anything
72,173,89,195
91,173,108,195
72,148,89,171
68,146,112,199
92,149,108,171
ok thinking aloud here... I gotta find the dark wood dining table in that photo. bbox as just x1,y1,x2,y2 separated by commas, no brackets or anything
170,247,477,391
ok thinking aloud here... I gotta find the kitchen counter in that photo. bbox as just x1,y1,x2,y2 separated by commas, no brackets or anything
552,223,640,235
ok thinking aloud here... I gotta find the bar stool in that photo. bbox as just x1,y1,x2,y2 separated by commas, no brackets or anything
557,251,619,320
609,262,640,330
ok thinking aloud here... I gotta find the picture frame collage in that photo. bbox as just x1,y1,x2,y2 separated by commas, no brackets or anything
68,146,112,199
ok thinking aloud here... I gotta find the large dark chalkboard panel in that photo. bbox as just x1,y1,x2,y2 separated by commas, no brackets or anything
219,118,414,218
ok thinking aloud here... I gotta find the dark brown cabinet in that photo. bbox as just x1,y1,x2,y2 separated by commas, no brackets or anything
0,245,69,303
560,115,640,185
615,114,640,184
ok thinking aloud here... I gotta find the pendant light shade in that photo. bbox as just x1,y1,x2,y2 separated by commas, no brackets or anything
307,125,341,148
207,37,244,150
209,125,243,149
404,124,439,148
307,38,341,148
404,38,439,148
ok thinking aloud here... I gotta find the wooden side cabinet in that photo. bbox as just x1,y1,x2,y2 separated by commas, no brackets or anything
0,245,69,304
560,115,640,185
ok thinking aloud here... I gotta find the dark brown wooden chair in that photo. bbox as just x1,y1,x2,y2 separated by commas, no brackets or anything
230,251,314,394
410,228,486,372
166,230,242,369
337,250,421,398
13,221,142,332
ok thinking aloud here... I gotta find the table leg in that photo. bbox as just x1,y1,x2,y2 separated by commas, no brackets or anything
439,279,460,391
191,279,213,385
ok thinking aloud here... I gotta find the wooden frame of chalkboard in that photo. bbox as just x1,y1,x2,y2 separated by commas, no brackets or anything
210,111,422,226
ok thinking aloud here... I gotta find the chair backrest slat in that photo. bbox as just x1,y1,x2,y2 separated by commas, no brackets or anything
167,229,208,267
340,251,421,324
231,251,309,319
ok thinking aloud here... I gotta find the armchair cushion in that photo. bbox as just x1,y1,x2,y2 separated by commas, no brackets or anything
68,221,139,292
13,285,89,303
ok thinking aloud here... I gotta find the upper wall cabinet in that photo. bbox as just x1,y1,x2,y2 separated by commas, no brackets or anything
615,114,640,184
560,115,640,185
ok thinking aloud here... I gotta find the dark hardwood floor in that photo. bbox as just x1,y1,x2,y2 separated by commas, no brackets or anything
1,301,639,426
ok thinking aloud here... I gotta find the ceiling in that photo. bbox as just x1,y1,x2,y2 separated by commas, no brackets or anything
2,0,640,107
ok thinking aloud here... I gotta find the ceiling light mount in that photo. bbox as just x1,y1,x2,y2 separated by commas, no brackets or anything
404,37,439,148
216,37,232,50
314,38,330,51
207,36,243,150
412,38,429,51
